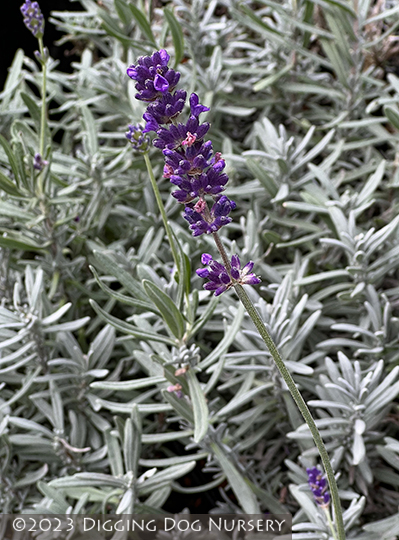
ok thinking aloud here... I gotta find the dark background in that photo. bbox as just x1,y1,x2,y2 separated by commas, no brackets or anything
2,0,83,89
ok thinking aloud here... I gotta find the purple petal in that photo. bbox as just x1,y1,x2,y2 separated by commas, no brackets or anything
196,268,209,278
204,282,220,291
201,253,213,265
154,74,169,92
159,49,170,65
231,267,240,280
231,254,240,269
126,66,137,79
242,261,254,275
214,285,228,296
242,273,261,285
220,272,231,285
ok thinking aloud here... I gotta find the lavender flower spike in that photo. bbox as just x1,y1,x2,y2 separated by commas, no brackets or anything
307,467,330,508
21,1,44,38
197,254,261,296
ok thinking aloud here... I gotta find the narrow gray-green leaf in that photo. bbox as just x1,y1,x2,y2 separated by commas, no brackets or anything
210,443,260,514
143,280,185,339
186,370,209,443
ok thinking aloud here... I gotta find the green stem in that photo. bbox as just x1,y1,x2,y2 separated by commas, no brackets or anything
143,152,180,270
324,507,339,540
38,38,47,157
37,37,47,197
235,283,344,539
212,233,345,540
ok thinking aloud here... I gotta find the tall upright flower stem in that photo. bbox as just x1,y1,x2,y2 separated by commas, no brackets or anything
37,36,47,198
38,37,47,158
143,152,180,271
213,231,345,540
324,507,339,540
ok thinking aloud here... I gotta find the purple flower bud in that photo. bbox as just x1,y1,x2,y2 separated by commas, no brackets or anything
189,93,210,117
202,253,213,264
33,153,48,171
21,0,44,38
167,383,183,398
125,124,150,153
34,47,49,63
306,467,330,508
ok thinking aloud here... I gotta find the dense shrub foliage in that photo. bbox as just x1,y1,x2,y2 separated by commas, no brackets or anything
2,0,399,537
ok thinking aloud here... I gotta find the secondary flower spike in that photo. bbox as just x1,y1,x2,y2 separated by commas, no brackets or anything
307,467,330,507
183,195,236,236
21,0,44,37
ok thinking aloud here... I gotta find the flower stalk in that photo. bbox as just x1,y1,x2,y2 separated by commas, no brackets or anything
232,279,344,540
38,37,47,159
143,152,180,271
37,36,48,197
21,1,48,197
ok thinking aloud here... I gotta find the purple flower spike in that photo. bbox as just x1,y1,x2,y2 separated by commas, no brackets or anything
306,467,330,508
126,51,262,291
21,0,44,38
196,253,261,296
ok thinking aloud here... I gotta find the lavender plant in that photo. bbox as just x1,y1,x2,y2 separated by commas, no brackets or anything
125,47,345,539
2,1,399,538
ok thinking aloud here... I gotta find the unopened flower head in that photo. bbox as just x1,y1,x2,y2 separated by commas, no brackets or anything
33,153,48,171
21,0,44,38
125,124,150,153
307,467,330,508
167,383,183,399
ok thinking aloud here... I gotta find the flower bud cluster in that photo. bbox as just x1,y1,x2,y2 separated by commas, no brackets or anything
21,0,44,38
125,124,150,153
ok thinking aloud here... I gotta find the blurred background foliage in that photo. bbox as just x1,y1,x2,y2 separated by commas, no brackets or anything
2,0,399,537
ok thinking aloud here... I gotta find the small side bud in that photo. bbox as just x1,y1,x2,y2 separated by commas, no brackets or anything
33,153,48,172
125,124,150,153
